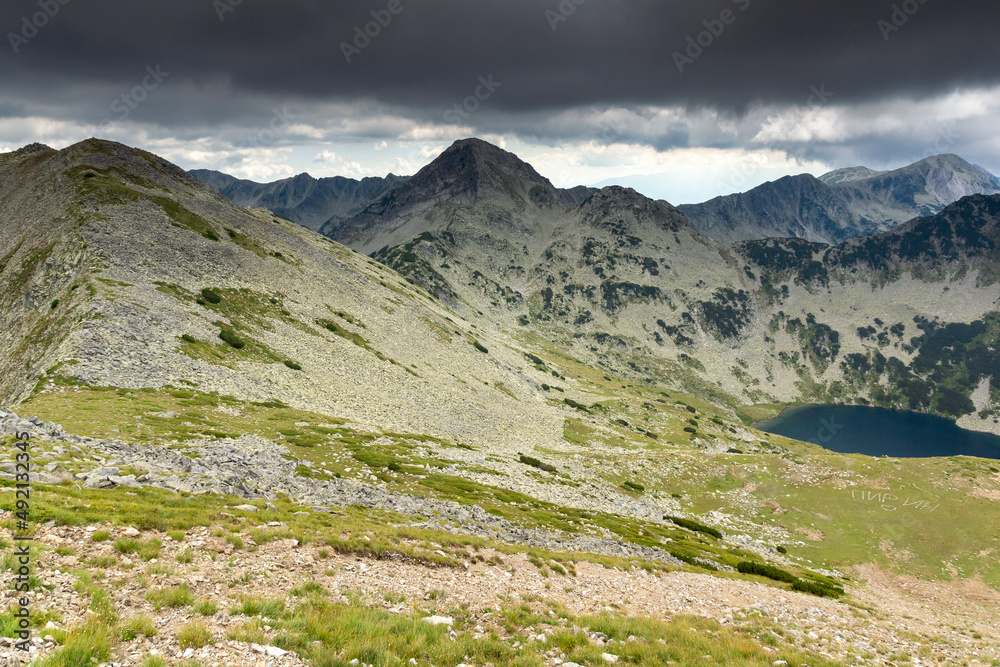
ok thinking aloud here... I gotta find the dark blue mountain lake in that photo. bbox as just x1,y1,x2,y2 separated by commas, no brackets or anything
754,405,1000,460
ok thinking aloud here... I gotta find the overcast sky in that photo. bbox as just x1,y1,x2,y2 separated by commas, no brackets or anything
2,0,998,203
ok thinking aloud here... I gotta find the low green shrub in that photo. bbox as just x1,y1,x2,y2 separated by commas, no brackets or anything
37,620,113,667
736,560,797,584
114,537,161,561
665,516,722,540
790,579,844,598
218,329,245,349
120,614,157,641
232,596,286,618
200,288,223,304
518,454,557,473
146,585,193,610
192,598,219,616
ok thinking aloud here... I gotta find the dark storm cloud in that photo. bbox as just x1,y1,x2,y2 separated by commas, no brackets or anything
1,0,998,124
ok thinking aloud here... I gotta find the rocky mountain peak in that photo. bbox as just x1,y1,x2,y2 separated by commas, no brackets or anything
584,184,642,201
818,165,888,186
914,153,977,170
329,138,576,246
406,137,558,204
577,185,693,236
580,184,673,214
290,172,317,185
11,142,54,155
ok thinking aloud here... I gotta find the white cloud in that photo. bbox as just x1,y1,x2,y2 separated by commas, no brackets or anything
521,142,829,203
753,87,1000,150
4,86,998,202
753,108,846,144
0,116,95,149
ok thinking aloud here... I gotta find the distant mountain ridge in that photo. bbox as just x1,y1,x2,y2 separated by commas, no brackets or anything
181,138,1000,428
975,164,1000,190
679,154,1000,244
195,149,999,248
189,169,408,232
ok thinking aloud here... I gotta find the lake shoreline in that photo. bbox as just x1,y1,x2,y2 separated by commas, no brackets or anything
752,402,1000,434
753,403,1000,460
751,403,819,431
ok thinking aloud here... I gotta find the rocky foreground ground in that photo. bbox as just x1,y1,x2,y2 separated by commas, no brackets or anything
1,410,999,666
1,521,999,666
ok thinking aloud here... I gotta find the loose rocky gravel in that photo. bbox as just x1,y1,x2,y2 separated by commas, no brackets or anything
2,522,997,666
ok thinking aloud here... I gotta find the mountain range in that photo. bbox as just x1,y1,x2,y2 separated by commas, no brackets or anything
4,139,1000,663
19,137,994,434
312,139,1000,431
678,153,1000,243
189,169,408,232
196,149,1000,246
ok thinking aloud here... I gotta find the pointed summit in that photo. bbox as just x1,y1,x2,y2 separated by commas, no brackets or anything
326,138,594,243
400,138,561,206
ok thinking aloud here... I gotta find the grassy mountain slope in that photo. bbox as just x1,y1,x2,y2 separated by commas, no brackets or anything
0,139,561,451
